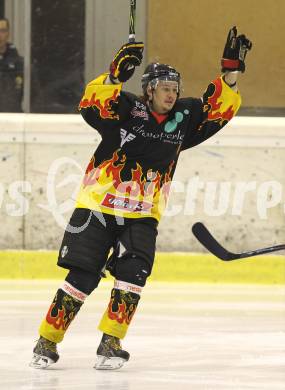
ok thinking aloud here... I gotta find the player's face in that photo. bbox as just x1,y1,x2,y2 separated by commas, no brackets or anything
0,20,9,51
150,81,178,114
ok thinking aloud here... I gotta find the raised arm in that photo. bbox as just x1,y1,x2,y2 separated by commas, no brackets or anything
182,27,252,150
222,26,252,91
79,42,144,132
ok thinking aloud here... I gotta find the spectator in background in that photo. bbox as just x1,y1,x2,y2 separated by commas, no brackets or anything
0,17,23,112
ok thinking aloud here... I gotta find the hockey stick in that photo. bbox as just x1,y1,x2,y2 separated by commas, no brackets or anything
129,0,136,42
192,222,285,261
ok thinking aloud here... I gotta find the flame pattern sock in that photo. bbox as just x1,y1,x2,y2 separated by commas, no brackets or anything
98,281,141,339
39,282,87,343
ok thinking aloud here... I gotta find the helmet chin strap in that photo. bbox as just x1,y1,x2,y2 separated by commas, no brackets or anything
146,85,154,101
146,87,155,110
146,99,154,111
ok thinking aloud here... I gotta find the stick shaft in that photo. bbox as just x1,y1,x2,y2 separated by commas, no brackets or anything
129,0,136,42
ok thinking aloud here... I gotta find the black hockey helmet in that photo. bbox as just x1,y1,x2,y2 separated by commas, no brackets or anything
141,63,181,94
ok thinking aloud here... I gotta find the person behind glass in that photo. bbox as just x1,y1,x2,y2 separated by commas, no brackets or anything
30,27,252,370
0,17,23,112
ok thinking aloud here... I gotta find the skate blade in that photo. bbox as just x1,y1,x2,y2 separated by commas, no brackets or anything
94,355,127,370
29,353,55,369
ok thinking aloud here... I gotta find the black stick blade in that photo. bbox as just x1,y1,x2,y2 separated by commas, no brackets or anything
192,222,239,261
192,222,285,261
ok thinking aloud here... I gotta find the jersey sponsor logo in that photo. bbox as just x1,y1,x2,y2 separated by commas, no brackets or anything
135,101,147,111
164,109,190,133
120,128,136,147
131,107,149,120
101,193,152,213
132,124,184,145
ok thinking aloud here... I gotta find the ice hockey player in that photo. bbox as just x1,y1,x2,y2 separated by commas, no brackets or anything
30,26,251,370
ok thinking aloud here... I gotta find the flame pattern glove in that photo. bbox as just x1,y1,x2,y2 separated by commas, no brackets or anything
109,42,144,83
221,26,252,73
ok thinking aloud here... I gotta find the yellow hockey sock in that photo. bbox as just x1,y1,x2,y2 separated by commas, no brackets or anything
39,281,86,343
98,282,141,339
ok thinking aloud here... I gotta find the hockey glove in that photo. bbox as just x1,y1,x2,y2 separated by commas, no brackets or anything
221,26,252,73
109,42,144,83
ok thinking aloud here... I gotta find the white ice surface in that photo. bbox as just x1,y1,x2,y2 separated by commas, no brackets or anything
0,281,284,390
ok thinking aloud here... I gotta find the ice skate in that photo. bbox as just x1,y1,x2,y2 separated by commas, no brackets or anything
94,333,130,370
29,336,59,369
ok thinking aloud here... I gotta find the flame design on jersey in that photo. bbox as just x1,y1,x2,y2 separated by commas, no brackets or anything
79,89,120,120
205,77,236,125
77,150,174,220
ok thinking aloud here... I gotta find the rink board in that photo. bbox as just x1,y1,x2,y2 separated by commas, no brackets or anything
0,251,284,284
